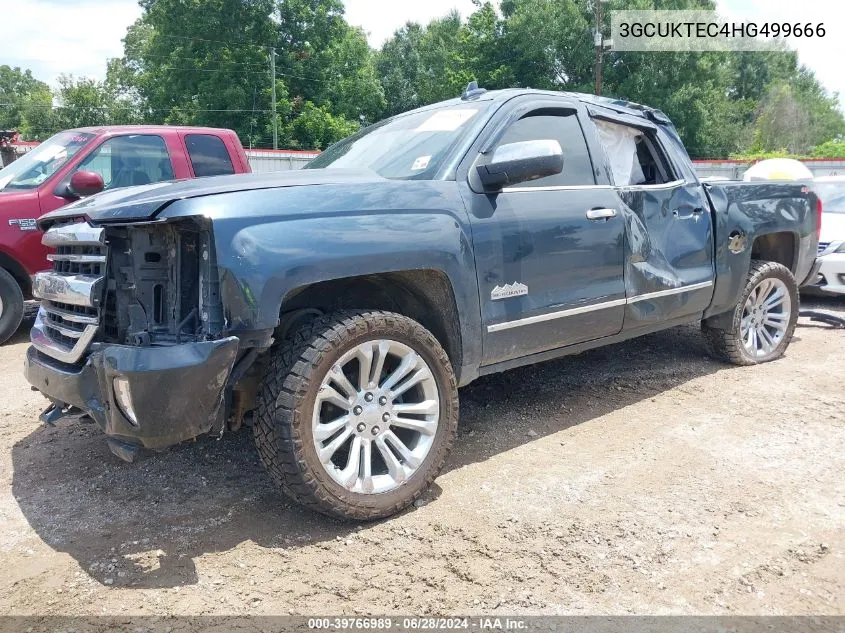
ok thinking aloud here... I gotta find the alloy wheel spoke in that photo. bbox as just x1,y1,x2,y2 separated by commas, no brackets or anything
391,414,438,436
754,279,771,306
390,367,431,400
314,415,350,442
747,326,758,352
369,340,390,389
763,317,787,331
763,289,786,310
318,426,353,463
316,384,352,411
375,436,406,484
393,400,439,416
384,430,422,469
340,436,363,488
361,438,374,493
355,345,374,391
330,364,358,399
381,352,419,392
757,326,775,352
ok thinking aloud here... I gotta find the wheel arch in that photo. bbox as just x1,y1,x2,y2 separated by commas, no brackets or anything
750,231,798,275
278,270,464,381
0,248,32,298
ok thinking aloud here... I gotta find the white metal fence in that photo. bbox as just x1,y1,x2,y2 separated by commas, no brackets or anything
245,149,318,172
692,159,845,180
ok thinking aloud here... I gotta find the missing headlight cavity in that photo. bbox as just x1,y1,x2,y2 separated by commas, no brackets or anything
103,220,204,345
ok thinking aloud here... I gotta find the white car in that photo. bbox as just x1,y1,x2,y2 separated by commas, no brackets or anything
811,177,845,295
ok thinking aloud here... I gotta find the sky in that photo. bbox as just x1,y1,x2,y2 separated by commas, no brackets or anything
1,0,842,110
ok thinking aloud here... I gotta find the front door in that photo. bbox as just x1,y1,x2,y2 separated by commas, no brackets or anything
589,115,715,327
460,100,627,366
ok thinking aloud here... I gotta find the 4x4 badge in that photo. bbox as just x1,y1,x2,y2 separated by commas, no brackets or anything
491,282,528,300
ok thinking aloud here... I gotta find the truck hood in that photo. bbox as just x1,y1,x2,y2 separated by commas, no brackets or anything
38,168,383,228
820,212,845,244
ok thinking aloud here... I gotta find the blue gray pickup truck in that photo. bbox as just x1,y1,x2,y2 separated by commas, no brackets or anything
24,87,821,519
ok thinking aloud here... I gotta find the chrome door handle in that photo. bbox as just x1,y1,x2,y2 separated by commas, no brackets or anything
586,208,617,221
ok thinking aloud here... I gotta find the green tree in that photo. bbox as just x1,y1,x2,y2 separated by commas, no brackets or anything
288,100,359,149
811,139,845,158
53,74,137,130
746,78,844,155
110,0,282,147
272,0,383,127
0,66,54,140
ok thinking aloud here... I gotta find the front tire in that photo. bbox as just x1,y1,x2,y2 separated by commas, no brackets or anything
254,310,458,520
0,268,24,345
702,260,799,365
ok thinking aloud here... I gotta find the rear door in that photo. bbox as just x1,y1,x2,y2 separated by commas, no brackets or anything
458,96,627,366
587,111,715,328
179,132,238,178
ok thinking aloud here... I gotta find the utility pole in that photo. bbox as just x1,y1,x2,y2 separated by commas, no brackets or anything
594,0,603,96
270,48,278,149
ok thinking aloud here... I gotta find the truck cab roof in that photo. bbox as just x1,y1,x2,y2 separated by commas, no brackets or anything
67,124,240,138
405,87,672,125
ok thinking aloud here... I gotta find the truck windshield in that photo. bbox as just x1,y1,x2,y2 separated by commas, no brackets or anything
306,104,489,179
0,131,94,191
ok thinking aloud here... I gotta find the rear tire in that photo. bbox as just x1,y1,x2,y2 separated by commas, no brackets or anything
254,310,458,520
0,268,24,345
702,260,798,365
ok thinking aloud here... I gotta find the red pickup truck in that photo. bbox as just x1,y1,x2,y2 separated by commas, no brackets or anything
0,125,251,343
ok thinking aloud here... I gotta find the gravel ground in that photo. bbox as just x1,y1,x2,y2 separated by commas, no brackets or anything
0,296,843,616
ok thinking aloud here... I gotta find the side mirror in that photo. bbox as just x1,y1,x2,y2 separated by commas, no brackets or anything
67,170,104,198
476,139,563,191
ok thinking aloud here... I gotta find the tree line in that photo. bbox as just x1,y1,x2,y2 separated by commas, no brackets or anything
1,0,843,159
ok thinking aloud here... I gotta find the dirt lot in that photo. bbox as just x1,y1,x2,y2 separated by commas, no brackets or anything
1,297,844,617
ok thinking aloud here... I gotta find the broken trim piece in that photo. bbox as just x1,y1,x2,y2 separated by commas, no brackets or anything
627,281,714,304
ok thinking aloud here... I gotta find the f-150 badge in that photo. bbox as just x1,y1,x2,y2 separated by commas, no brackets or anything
491,282,528,300
8,218,38,232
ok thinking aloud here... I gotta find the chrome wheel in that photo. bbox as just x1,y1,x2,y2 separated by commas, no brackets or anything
312,339,440,494
740,277,791,360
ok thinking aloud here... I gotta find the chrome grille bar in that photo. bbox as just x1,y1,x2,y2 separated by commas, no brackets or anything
32,224,106,363
41,223,105,247
47,253,107,264
40,301,99,325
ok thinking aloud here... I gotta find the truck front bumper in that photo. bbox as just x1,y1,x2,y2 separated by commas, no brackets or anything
24,337,240,452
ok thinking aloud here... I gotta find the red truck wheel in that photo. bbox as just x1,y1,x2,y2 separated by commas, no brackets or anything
0,268,24,345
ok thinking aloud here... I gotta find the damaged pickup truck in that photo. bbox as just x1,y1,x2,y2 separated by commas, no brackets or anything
24,87,821,520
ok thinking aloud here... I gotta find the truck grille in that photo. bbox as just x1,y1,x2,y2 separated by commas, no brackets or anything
31,223,106,364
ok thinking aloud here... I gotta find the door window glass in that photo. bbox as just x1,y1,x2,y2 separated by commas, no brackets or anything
75,135,174,190
185,134,235,177
593,119,676,186
495,109,596,187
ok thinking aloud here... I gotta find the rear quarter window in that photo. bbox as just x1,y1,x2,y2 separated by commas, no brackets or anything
185,134,235,177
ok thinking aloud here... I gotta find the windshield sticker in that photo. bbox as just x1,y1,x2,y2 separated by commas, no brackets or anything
415,109,478,132
411,155,432,171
